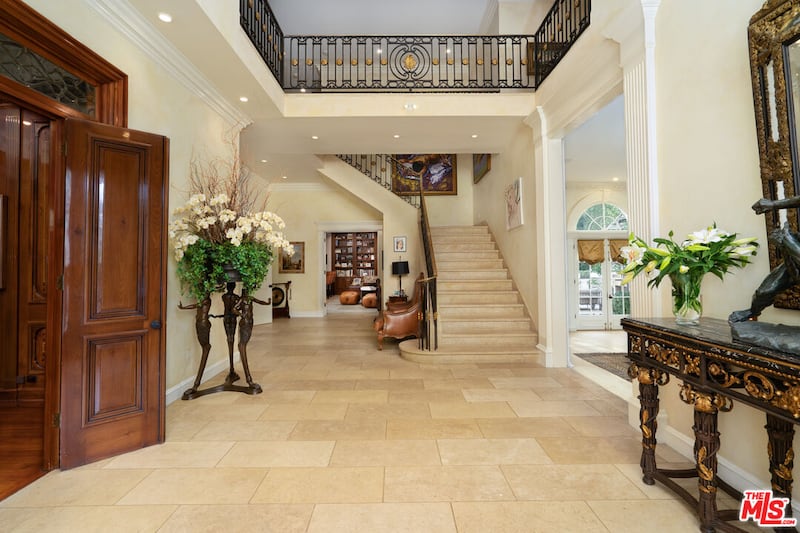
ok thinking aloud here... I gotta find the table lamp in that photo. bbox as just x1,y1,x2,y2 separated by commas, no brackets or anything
391,260,410,296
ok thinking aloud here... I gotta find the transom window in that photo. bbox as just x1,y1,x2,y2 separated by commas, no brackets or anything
576,202,628,231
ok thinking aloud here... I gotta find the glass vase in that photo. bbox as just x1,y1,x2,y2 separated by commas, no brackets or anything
670,272,703,325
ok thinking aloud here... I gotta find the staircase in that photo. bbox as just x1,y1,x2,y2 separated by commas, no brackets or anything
399,225,542,363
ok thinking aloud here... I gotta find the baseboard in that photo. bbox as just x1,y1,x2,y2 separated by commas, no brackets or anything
289,310,325,318
165,352,240,405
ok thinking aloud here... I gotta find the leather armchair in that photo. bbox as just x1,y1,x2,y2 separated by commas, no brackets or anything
373,273,423,350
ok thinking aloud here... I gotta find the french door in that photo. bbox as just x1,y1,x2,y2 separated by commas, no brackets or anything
574,238,630,330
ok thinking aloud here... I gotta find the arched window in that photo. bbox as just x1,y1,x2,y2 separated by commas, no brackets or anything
576,203,628,231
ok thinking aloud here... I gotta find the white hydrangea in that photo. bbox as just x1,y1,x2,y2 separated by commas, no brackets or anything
209,193,229,206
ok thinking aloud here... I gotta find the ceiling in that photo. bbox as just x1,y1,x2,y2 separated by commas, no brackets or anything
123,0,624,185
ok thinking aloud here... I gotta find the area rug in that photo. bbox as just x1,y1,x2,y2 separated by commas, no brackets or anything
575,353,631,380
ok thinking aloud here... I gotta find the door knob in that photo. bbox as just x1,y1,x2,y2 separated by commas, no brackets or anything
150,320,162,329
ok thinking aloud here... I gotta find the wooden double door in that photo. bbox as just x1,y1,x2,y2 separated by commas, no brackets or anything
0,100,168,491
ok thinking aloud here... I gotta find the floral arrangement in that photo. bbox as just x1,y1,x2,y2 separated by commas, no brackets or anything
169,148,291,302
620,224,758,322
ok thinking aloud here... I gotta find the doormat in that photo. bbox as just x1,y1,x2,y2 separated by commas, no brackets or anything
575,353,631,380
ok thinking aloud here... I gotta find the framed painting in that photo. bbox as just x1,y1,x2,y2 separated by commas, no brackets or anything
473,153,491,183
392,154,457,195
393,236,407,253
279,241,304,273
505,178,523,230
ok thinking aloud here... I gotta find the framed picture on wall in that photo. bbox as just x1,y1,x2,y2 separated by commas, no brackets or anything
391,154,457,195
505,178,523,230
279,242,305,273
393,236,407,253
473,153,491,183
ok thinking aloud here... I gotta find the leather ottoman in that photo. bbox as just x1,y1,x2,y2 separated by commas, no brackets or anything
339,290,359,305
361,292,378,308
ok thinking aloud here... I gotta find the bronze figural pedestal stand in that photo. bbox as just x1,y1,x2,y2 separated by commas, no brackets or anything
179,280,268,400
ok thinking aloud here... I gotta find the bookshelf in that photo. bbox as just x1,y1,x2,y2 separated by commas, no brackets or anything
331,232,377,294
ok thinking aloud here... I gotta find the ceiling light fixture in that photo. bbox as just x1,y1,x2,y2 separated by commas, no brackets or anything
300,88,307,93
239,96,248,102
158,12,172,23
446,48,452,54
311,135,319,140
261,159,268,163
376,48,383,54
612,177,620,182
471,134,478,138
281,175,288,180
393,134,400,139
404,103,417,111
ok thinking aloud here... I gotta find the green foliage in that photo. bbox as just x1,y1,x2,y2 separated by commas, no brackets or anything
176,238,273,301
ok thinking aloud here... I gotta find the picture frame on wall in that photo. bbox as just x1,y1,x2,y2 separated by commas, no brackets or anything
391,154,457,195
279,241,305,273
505,178,523,230
393,236,407,253
473,153,491,183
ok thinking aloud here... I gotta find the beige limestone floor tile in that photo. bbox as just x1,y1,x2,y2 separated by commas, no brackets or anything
180,403,268,421
307,503,457,533
509,399,602,417
389,368,454,379
387,418,483,439
233,390,316,404
588,499,704,532
354,378,425,390
251,467,384,503
451,501,609,533
330,440,442,466
536,436,643,464
263,379,356,391
615,462,690,500
217,440,334,467
0,505,177,532
429,401,516,419
437,438,553,465
502,464,649,500
565,415,640,437
0,469,151,507
388,390,466,403
423,378,493,390
165,416,208,441
326,368,391,380
449,368,515,378
345,402,431,420
591,397,630,416
461,388,542,403
476,417,581,438
159,504,313,533
384,465,514,502
104,441,234,469
259,403,348,420
311,390,389,404
531,386,607,401
289,419,387,440
118,467,267,504
490,376,564,389
191,420,297,441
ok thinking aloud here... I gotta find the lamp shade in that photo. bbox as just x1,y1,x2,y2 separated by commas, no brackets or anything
391,261,410,276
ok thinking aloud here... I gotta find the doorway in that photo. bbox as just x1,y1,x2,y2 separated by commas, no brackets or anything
0,102,53,499
573,236,630,330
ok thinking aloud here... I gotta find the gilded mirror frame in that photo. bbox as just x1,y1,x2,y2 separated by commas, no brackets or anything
749,0,800,309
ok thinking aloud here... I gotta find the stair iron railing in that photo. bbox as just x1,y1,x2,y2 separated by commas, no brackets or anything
336,154,420,207
240,0,590,92
417,186,438,351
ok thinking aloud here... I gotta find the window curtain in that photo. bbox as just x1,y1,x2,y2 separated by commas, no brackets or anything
577,239,629,264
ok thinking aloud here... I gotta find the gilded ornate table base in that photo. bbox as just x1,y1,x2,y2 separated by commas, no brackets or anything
624,318,800,533
180,282,266,400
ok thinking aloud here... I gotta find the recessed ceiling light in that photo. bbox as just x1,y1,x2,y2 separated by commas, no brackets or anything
261,159,268,163
311,135,319,140
300,88,307,93
158,12,172,23
393,134,400,139
376,48,383,54
22,120,31,126
404,103,417,111
281,175,288,180
612,176,620,182
471,134,478,138
239,96,248,102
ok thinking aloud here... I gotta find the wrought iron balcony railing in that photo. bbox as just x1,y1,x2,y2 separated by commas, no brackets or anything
240,0,590,93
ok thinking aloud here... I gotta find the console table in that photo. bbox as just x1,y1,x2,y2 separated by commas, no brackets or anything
622,317,800,533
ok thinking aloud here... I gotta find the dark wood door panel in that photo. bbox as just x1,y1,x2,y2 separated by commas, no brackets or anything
61,118,166,469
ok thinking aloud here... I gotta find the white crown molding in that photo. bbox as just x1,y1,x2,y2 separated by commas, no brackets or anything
85,0,251,127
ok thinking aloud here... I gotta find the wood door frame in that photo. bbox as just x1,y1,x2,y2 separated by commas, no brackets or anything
0,0,130,471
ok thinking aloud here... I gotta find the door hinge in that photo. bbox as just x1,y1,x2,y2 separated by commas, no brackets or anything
52,412,60,428
57,274,64,290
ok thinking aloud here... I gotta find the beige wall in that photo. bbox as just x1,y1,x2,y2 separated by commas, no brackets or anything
24,0,248,392
425,154,476,227
655,0,798,487
473,124,539,330
268,184,382,315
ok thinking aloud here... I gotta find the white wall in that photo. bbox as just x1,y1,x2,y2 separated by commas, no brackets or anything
24,0,249,392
